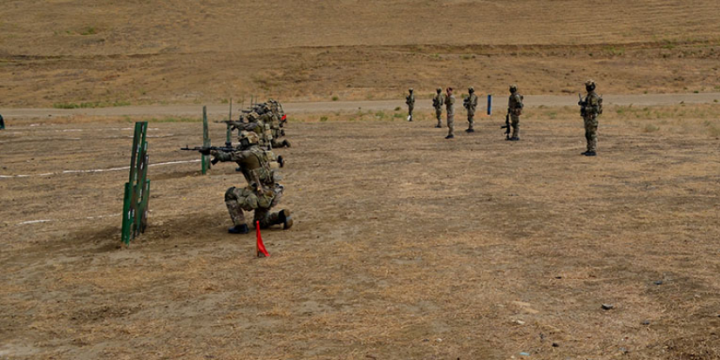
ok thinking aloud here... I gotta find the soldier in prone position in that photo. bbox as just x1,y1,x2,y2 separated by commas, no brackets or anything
432,88,445,128
445,87,456,139
405,88,415,122
464,87,478,133
578,80,603,156
507,84,524,141
209,131,293,234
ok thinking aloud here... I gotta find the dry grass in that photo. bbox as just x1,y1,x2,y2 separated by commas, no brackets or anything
2,1,720,106
1,106,719,359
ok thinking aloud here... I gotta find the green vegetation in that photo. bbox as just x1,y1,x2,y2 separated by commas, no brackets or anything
320,116,328,122
53,100,131,109
332,96,339,101
80,27,97,36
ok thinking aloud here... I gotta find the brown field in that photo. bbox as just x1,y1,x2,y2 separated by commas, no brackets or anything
2,1,720,359
2,0,720,107
1,105,719,359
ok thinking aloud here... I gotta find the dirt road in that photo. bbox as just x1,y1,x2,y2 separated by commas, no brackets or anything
2,92,720,120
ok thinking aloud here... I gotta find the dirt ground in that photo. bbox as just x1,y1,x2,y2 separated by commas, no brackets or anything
2,0,720,106
1,104,719,359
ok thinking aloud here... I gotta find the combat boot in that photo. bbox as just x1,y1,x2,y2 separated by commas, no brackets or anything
282,140,291,148
228,224,250,234
278,209,293,229
510,136,520,141
465,128,475,133
445,134,454,139
584,151,597,156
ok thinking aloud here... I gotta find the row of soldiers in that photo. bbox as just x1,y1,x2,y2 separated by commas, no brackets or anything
193,99,294,234
405,80,602,155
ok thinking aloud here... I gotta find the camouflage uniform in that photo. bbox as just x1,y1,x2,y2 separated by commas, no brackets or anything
211,133,292,233
432,88,445,128
268,99,288,138
580,80,602,155
464,88,478,132
507,85,524,141
405,89,415,121
445,89,456,138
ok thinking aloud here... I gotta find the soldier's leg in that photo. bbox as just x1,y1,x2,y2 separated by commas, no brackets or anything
466,113,474,132
408,105,414,121
435,110,442,128
583,117,592,152
257,208,293,230
272,139,291,148
446,114,455,138
511,115,520,139
224,187,249,234
588,117,598,153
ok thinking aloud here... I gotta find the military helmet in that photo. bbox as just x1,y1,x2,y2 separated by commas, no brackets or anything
239,130,260,147
247,111,259,122
436,87,442,93
409,88,414,92
509,84,518,93
585,80,596,91
468,87,474,93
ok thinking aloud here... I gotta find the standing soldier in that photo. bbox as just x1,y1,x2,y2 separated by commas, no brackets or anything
507,84,524,141
432,88,445,128
445,87,456,139
463,87,478,133
405,88,415,122
578,80,603,156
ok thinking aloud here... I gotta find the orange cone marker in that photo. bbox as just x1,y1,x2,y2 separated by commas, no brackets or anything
256,220,270,258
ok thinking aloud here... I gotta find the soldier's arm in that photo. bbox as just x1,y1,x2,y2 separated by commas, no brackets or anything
211,149,250,163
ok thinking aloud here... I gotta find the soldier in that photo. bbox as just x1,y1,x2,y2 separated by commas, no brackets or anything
268,99,288,138
258,104,290,148
507,84,524,141
0,114,4,130
432,88,445,128
445,87,456,139
405,88,415,122
578,80,603,156
464,87,478,133
209,131,293,234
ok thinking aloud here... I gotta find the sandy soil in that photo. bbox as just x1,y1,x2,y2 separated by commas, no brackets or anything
1,105,719,359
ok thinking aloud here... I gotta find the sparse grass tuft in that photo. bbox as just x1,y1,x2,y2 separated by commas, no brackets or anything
394,106,401,111
320,116,328,122
53,100,130,109
332,96,339,101
644,124,660,133
80,27,97,35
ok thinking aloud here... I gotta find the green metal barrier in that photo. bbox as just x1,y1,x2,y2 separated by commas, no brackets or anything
201,106,211,175
121,121,150,245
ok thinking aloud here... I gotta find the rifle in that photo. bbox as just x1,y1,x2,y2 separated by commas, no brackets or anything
180,145,238,164
578,93,587,117
463,96,470,110
215,120,246,131
500,113,510,139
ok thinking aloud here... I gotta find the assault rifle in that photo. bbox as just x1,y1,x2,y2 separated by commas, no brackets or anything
500,113,510,139
180,145,238,164
578,93,587,117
